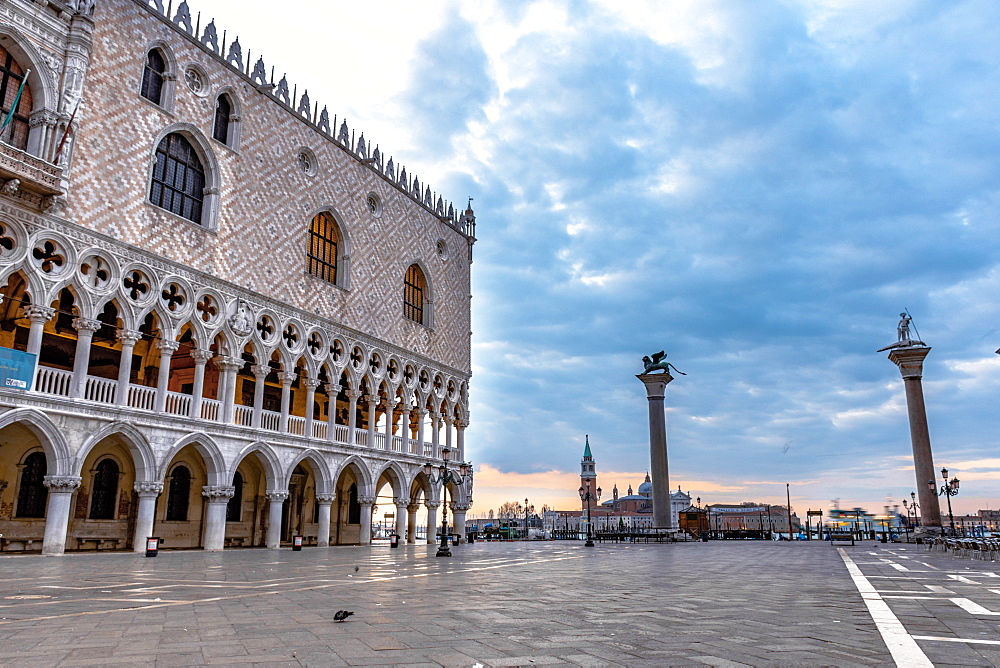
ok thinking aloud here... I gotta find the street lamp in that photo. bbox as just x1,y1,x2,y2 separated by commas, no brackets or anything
930,468,960,533
523,498,534,540
909,491,920,527
901,499,913,542
423,446,471,557
578,482,602,547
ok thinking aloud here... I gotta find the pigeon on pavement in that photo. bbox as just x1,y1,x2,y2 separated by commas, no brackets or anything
333,610,354,622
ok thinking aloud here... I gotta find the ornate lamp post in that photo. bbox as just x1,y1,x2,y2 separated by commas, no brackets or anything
909,491,920,527
930,468,960,534
901,499,913,542
523,498,534,540
423,446,470,557
578,482,602,547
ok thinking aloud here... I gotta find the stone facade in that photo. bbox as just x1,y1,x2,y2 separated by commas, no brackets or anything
0,0,475,555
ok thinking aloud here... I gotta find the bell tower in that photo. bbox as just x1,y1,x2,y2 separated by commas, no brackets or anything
580,435,597,511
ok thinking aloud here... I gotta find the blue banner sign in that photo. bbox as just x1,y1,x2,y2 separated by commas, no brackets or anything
0,347,37,391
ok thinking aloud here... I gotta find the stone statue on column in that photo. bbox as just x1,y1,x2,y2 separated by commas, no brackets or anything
637,350,681,531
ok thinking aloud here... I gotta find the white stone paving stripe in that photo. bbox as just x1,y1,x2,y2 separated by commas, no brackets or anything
912,636,1000,646
950,598,1000,616
925,585,955,594
838,548,933,668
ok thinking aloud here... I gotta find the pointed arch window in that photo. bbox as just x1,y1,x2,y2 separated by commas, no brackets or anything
89,458,120,520
404,264,425,324
213,93,235,146
307,211,339,284
150,133,205,224
226,471,243,522
140,49,166,105
0,45,32,151
16,451,47,518
166,465,191,521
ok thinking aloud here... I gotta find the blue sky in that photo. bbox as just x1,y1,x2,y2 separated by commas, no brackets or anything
197,0,1000,516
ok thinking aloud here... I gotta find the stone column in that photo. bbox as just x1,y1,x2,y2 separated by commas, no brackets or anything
251,364,269,428
202,486,235,550
444,415,453,453
365,395,378,447
455,420,466,461
394,498,409,541
415,407,427,455
24,304,55,358
637,372,674,529
326,384,342,443
358,495,375,545
384,398,397,445
399,406,412,454
189,349,213,418
887,346,943,529
132,481,163,553
69,317,101,399
406,503,420,543
425,500,440,545
217,357,242,424
41,475,81,556
347,389,361,444
277,371,296,433
153,339,179,413
303,377,320,438
430,411,441,458
452,502,470,544
115,328,142,406
316,493,335,546
265,490,289,549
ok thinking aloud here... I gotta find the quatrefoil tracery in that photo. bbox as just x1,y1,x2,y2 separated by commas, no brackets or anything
307,331,322,355
123,271,149,301
81,257,111,289
0,224,15,256
32,241,65,273
257,315,275,341
161,283,185,312
196,295,218,322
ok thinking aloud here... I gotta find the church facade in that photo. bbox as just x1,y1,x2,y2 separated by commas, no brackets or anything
0,0,475,554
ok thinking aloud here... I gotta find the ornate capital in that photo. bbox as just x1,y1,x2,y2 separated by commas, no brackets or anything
303,377,321,390
251,364,271,379
326,384,342,395
315,493,336,504
24,305,56,323
202,485,236,500
134,481,164,496
265,489,289,502
189,348,213,364
393,497,411,507
424,501,441,509
887,346,931,380
364,394,378,405
346,389,363,400
116,328,142,346
277,371,297,385
358,495,376,506
214,356,243,373
156,339,180,354
450,502,471,512
407,503,421,512
43,475,82,491
72,317,102,333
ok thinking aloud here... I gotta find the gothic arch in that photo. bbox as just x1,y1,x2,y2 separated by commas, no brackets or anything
146,123,221,230
374,461,408,499
159,432,226,485
403,259,434,327
334,455,373,496
0,408,72,475
0,25,57,157
74,421,156,482
231,441,281,490
285,449,332,494
305,206,352,290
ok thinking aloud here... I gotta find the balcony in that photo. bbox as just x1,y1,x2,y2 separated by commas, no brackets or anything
31,365,434,456
0,142,64,195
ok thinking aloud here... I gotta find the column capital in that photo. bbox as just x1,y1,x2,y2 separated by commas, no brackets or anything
315,493,336,504
277,371,297,386
364,394,378,405
265,489,289,502
43,475,81,491
415,406,428,417
24,304,55,322
887,346,931,380
156,339,180,353
214,356,243,373
303,377,321,390
190,348,213,364
346,389,363,400
251,364,270,379
636,371,674,399
134,481,164,496
407,503,422,512
450,502,471,512
202,485,235,500
326,384,342,395
72,317,102,333
398,405,412,415
358,495,376,505
424,501,441,509
116,328,142,346
393,497,411,506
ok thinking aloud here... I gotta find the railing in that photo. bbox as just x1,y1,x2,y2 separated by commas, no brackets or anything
25,365,441,456
0,141,64,195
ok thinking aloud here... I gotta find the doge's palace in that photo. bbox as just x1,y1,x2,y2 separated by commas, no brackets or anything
0,0,475,554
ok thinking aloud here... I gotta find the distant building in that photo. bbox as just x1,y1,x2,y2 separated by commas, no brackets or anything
706,503,802,537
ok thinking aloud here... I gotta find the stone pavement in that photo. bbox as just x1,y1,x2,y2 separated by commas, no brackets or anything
0,540,999,666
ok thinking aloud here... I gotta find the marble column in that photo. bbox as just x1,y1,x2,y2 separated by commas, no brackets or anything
277,371,296,433
887,346,943,529
452,502,469,544
365,395,378,448
326,384,342,443
188,349,213,419
406,503,420,543
425,500,440,545
153,340,179,413
415,408,427,456
115,328,142,406
41,475,81,556
24,304,55,359
637,372,674,529
202,485,235,551
455,420,466,461
250,364,269,428
358,496,375,545
347,389,361,445
394,498,409,540
399,406,412,454
132,481,163,553
303,377,320,438
430,412,441,458
216,357,242,424
69,317,101,399
384,398,397,448
316,493,335,546
265,490,289,549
